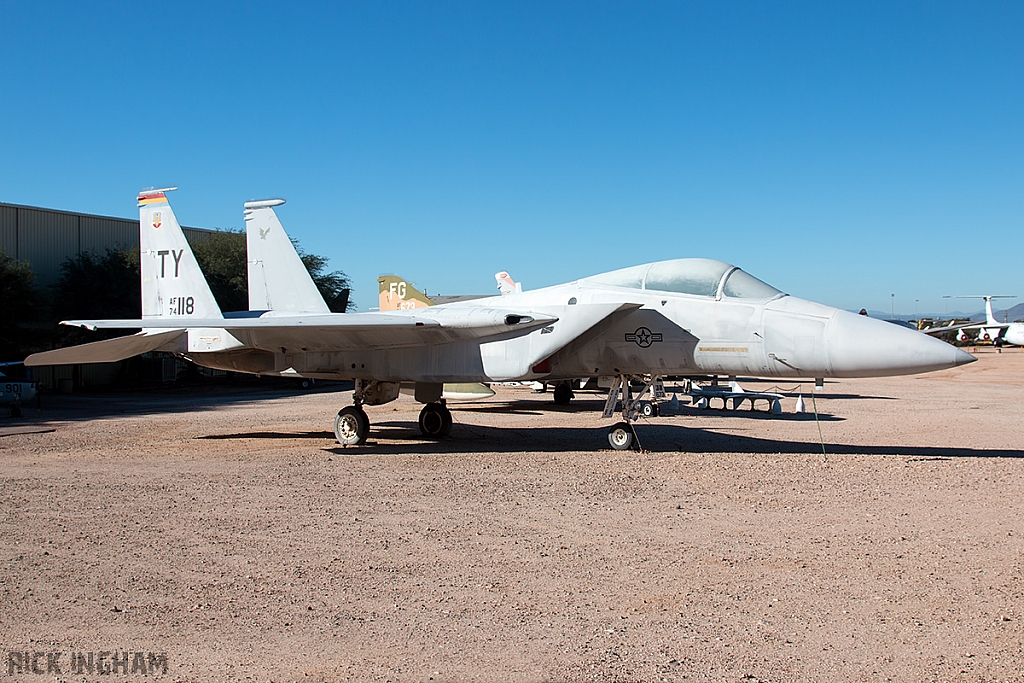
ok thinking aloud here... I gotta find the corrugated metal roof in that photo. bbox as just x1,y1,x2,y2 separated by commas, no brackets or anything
0,200,219,285
79,215,137,254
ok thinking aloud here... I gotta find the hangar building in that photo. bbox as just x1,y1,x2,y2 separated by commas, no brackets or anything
1,200,220,389
1,200,215,286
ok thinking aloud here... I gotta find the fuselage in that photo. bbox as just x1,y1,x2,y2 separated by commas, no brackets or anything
185,258,973,383
1003,323,1024,347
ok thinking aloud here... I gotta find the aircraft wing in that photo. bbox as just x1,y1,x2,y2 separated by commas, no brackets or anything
24,330,186,367
920,321,1009,337
58,308,558,353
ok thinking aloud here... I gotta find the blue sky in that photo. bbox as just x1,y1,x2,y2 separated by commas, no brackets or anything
2,1,1021,314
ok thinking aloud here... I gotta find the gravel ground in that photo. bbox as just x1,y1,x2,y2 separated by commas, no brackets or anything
2,348,1023,682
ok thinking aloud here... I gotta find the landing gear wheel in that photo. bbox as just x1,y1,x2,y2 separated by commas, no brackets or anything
334,406,369,445
607,422,635,450
553,382,574,405
419,402,452,439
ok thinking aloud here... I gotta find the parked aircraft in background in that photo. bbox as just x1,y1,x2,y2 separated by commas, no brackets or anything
26,189,975,450
378,274,491,311
957,296,1023,346
1,370,38,416
924,296,1023,346
378,275,435,311
496,271,522,296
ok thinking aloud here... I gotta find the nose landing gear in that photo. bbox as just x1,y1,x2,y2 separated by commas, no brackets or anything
607,422,635,450
602,375,662,450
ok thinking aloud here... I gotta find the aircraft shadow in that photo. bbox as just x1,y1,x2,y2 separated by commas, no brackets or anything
315,422,1023,459
200,431,335,440
676,410,844,422
462,398,846,420
9,384,352,424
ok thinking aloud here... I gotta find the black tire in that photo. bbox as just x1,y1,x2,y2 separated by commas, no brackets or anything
334,406,369,445
419,402,451,439
639,401,654,417
553,383,574,405
440,405,453,437
607,422,634,450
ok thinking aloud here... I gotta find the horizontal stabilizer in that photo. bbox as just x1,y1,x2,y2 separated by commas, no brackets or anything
24,330,186,367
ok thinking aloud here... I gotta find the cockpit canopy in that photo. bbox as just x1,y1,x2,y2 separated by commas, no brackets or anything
582,258,782,299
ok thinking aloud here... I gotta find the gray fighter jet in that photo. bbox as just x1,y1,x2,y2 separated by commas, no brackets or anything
25,189,975,449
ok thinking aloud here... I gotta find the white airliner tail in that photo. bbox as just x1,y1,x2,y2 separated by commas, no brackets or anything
244,199,329,313
495,271,522,296
952,295,1015,326
138,188,222,320
985,297,1001,326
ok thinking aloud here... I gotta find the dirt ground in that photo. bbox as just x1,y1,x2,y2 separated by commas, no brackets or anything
2,348,1023,682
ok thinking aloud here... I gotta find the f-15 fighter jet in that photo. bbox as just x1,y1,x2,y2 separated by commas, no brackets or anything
26,189,975,449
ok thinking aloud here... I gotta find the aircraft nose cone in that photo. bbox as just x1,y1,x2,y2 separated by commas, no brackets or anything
954,347,977,366
828,310,976,377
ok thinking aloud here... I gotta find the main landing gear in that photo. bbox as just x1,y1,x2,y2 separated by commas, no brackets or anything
334,405,370,445
418,401,452,439
553,381,574,405
602,375,662,450
333,380,454,445
335,379,392,446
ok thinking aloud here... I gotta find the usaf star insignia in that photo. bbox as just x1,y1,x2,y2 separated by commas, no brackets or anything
625,326,662,348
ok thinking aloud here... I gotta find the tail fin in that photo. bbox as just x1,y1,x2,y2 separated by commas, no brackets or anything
244,199,329,313
378,275,434,311
984,296,999,326
495,271,522,296
138,188,222,320
953,295,1016,326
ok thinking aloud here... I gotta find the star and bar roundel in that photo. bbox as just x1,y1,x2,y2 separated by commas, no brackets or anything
625,326,662,347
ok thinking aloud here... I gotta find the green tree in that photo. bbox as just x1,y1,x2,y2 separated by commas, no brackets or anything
189,230,248,312
52,247,141,346
53,248,140,320
297,246,354,312
0,249,46,359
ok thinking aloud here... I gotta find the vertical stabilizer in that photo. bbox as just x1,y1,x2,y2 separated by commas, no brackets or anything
984,296,999,326
495,271,522,296
138,189,222,320
378,275,434,311
244,199,329,313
